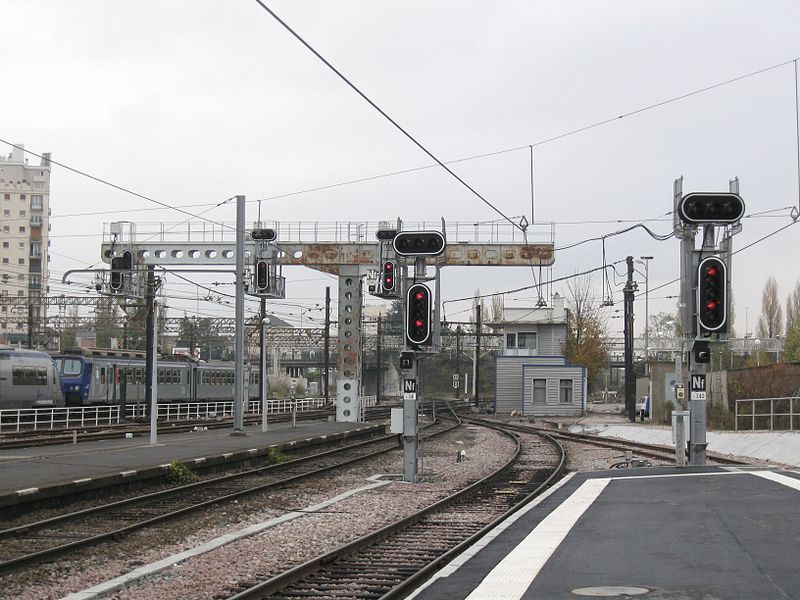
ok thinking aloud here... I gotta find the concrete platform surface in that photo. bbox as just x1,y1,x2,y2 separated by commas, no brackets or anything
411,466,800,600
0,420,384,508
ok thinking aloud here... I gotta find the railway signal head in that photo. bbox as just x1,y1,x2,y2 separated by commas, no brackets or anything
406,283,432,346
678,192,745,225
393,231,445,257
697,256,727,332
250,228,277,242
255,260,269,293
400,351,414,370
109,250,132,292
381,261,397,293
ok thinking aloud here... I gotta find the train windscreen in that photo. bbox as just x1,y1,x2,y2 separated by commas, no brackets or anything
55,357,83,376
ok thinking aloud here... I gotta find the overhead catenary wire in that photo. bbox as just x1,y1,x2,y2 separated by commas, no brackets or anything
250,0,521,231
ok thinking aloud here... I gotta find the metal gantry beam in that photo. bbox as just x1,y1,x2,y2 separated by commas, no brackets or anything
96,219,556,423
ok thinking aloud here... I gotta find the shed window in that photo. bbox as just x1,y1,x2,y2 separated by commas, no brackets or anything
559,379,573,404
533,378,547,405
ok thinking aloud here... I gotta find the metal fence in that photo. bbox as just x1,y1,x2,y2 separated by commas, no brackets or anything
0,397,333,433
735,397,799,431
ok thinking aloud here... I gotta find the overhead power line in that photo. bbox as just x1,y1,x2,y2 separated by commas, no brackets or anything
250,0,521,231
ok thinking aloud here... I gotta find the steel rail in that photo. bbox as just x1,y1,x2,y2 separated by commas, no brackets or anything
0,416,457,574
227,416,565,600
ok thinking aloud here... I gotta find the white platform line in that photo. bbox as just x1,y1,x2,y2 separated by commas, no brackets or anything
465,478,609,600
751,470,800,491
405,474,576,600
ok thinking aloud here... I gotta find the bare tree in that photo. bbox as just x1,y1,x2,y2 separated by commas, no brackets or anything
471,289,487,333
755,276,783,339
786,280,800,335
564,274,608,392
490,294,504,323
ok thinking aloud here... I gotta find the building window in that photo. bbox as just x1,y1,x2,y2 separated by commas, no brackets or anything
2,242,8,249
19,226,25,233
17,291,24,297
31,195,43,209
3,210,9,217
19,242,24,250
518,332,537,350
506,331,537,350
2,226,8,233
559,379,573,404
19,210,26,217
3,193,9,200
533,378,547,405
18,258,25,265
20,194,26,200
2,258,7,264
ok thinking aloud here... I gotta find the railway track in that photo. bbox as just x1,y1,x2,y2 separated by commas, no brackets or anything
227,418,566,600
0,414,457,574
470,417,749,466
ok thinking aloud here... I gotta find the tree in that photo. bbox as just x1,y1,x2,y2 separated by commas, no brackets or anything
563,275,608,393
755,276,783,339
786,280,800,335
490,294,504,323
93,297,121,348
471,289,487,333
648,311,679,339
785,319,800,361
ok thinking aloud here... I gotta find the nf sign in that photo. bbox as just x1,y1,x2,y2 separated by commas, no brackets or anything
403,378,417,400
690,374,706,400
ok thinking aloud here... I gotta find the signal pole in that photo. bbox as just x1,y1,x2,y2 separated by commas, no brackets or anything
233,195,245,434
675,186,744,466
474,304,481,408
623,256,637,422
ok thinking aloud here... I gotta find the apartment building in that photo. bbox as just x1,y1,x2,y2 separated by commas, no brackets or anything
0,144,51,346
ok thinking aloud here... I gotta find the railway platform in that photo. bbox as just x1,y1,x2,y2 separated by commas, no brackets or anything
410,465,800,600
0,419,385,510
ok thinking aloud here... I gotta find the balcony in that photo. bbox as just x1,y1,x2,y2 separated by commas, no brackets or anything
30,214,43,228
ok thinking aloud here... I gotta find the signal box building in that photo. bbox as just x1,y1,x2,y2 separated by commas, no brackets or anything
493,294,587,417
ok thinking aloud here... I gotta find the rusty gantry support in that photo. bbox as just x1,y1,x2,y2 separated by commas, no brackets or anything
99,220,555,423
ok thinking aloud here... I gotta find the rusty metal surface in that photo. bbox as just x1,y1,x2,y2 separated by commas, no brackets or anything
101,241,555,267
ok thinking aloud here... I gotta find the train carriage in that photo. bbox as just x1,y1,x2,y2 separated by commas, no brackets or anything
53,348,259,406
0,347,64,409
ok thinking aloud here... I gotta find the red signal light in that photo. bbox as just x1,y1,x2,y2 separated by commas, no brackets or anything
406,283,432,346
381,261,397,293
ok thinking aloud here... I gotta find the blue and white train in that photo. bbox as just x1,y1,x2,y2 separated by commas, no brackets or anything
0,347,64,409
53,348,260,407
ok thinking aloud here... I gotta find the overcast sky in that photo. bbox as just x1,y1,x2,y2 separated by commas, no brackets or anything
4,1,800,337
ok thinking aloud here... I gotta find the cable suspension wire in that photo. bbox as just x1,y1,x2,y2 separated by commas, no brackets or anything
250,0,521,231
443,260,626,305
6,57,799,226
795,59,800,218
0,139,235,230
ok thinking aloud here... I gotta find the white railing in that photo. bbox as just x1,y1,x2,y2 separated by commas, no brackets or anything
0,406,141,433
735,397,799,431
0,397,333,433
105,220,556,246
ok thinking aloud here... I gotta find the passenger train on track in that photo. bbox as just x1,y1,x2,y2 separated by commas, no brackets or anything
52,348,260,407
0,346,64,409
